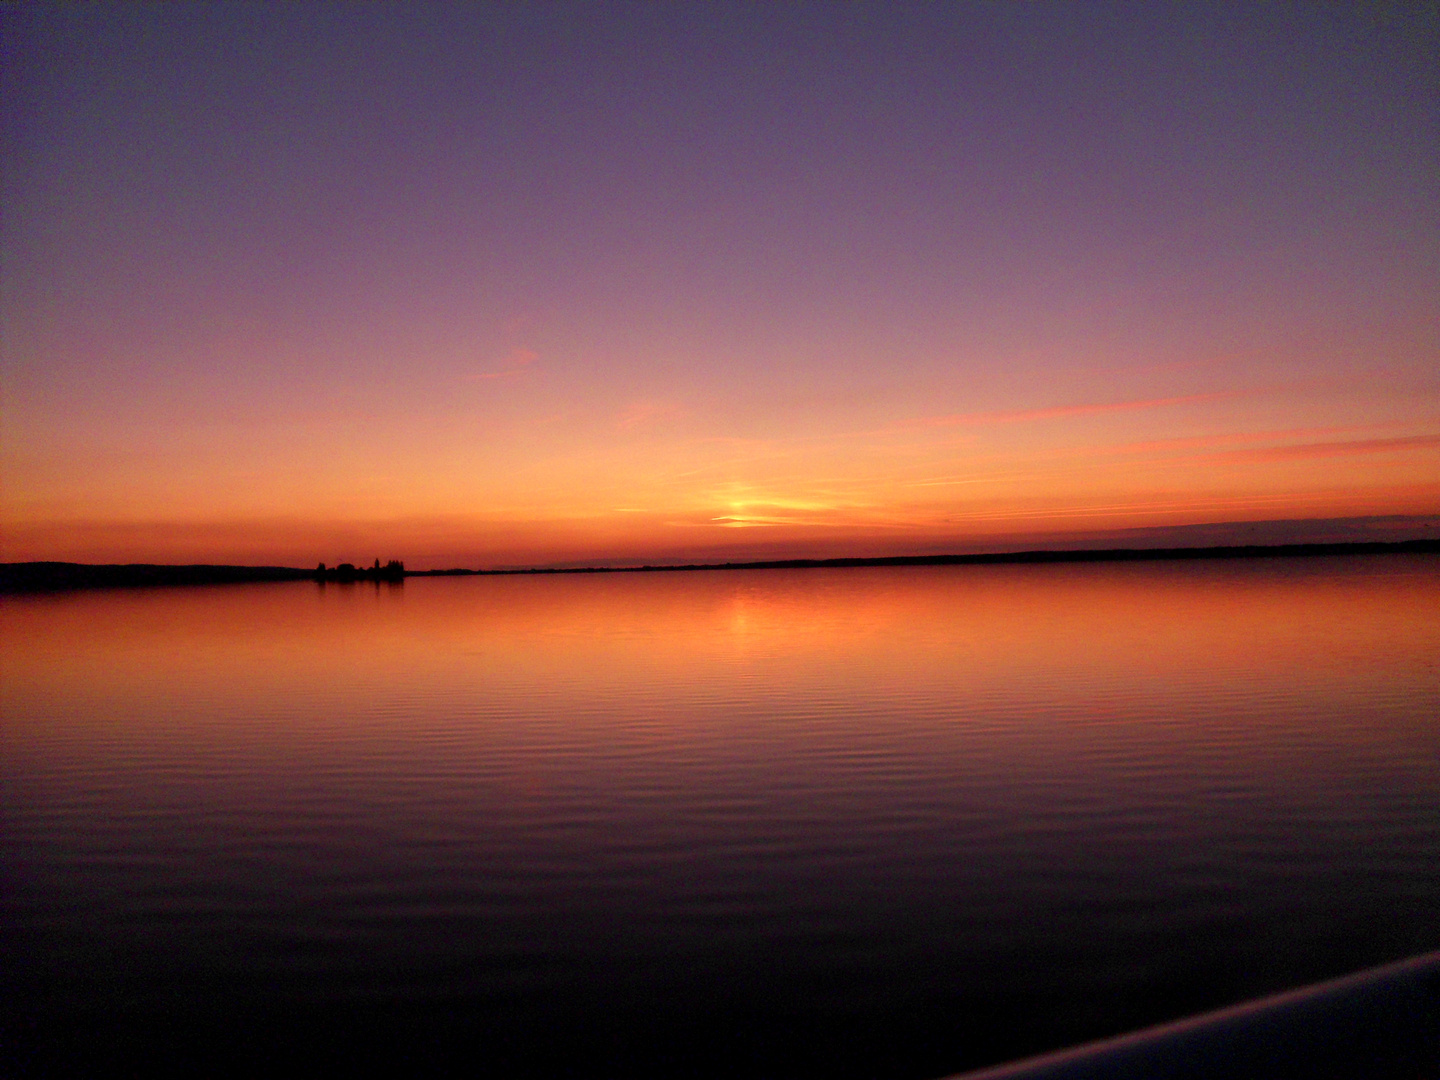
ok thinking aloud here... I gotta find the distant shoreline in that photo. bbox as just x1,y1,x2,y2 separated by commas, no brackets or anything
3,539,1437,594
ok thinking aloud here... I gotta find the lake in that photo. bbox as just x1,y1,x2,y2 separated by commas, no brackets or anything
3,557,1437,1076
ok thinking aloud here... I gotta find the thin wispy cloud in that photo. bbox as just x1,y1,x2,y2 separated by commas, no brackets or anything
902,392,1237,430
1199,434,1440,463
616,401,685,431
709,516,787,528
940,491,1338,524
906,473,1036,489
1093,425,1372,457
463,347,538,382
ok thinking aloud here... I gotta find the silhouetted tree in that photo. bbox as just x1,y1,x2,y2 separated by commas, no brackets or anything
314,558,405,582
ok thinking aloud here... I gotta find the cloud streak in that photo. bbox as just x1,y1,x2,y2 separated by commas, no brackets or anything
1091,425,1371,457
903,392,1237,430
617,401,686,431
1199,434,1440,463
463,347,538,382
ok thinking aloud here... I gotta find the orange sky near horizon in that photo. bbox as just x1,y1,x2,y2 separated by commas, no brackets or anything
7,384,1436,568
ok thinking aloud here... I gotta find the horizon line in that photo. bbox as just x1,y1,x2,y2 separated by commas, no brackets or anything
4,538,1437,594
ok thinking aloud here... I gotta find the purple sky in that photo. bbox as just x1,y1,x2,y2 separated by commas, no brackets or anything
3,3,1436,567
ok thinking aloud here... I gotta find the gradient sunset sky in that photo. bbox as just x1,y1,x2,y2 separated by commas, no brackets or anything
3,3,1436,568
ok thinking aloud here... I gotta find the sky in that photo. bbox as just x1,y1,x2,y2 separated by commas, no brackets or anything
2,2,1436,568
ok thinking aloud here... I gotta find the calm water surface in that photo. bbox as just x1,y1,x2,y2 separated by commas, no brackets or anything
3,558,1438,1076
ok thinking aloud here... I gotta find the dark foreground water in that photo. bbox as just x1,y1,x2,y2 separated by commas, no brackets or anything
3,557,1438,1077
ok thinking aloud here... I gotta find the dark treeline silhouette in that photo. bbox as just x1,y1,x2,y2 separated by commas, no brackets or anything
3,540,1435,594
0,563,316,593
315,559,405,583
409,538,1440,577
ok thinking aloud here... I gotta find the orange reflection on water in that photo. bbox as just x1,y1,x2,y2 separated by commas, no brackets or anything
4,556,1438,953
5,557,1436,746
